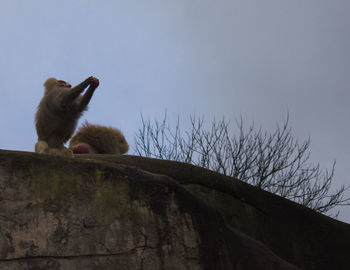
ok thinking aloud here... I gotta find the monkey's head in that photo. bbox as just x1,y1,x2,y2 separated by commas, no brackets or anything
116,133,129,154
44,78,71,95
57,80,72,88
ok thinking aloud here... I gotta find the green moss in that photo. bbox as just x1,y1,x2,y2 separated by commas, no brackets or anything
28,162,131,223
91,176,130,221
30,168,83,203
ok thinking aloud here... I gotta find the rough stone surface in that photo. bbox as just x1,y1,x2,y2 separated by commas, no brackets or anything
0,150,348,269
82,155,350,270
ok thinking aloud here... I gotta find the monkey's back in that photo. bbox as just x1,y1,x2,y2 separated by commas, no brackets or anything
69,122,129,154
35,91,80,146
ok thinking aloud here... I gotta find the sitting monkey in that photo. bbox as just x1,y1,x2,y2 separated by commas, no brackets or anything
35,77,129,157
35,77,99,156
69,122,129,154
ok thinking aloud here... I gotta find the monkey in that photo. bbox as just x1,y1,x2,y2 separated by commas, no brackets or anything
35,77,99,156
69,122,129,154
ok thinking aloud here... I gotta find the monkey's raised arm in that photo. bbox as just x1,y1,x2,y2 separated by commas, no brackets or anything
61,77,98,106
76,84,98,112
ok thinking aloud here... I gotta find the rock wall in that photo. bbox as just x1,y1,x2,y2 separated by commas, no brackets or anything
86,155,350,270
0,150,348,269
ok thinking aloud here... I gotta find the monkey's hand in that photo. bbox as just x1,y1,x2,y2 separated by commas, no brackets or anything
92,77,99,87
86,76,99,88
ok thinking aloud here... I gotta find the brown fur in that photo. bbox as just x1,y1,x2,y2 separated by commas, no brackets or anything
35,77,98,156
35,140,73,157
69,122,129,154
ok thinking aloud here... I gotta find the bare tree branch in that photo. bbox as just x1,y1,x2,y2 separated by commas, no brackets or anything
133,113,350,218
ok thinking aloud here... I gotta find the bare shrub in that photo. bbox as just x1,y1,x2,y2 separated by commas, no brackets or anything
134,112,349,217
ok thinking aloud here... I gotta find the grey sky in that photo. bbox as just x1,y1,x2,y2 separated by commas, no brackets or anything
1,1,349,222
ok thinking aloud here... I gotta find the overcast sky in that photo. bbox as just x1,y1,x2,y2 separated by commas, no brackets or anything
1,0,349,222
